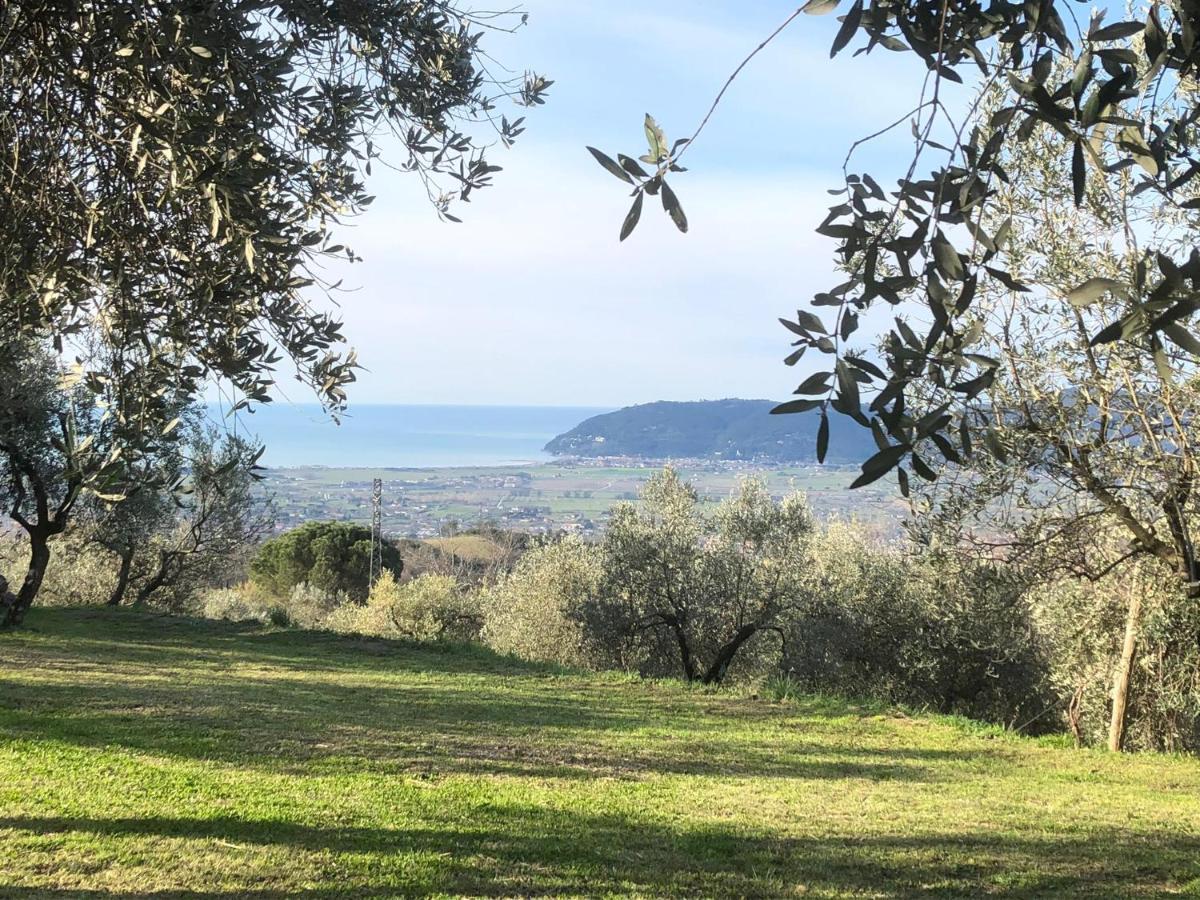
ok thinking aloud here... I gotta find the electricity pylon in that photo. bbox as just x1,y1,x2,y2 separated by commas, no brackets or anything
369,478,383,590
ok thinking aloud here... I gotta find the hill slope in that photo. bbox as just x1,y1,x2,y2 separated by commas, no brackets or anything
2,608,1200,897
544,398,877,463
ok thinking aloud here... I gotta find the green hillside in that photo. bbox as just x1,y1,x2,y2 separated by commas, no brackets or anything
544,399,878,463
2,608,1199,898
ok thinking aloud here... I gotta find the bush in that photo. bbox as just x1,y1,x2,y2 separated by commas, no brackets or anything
194,579,348,629
1135,595,1200,751
779,523,1056,731
249,521,402,601
326,571,477,641
281,581,347,629
195,584,276,624
480,536,602,668
1031,564,1200,752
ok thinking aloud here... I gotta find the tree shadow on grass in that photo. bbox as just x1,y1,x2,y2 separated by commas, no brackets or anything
17,607,569,679
0,682,961,782
1,665,992,783
5,608,1007,781
0,811,1197,898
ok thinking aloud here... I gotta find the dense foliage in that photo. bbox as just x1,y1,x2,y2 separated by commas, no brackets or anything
250,520,401,602
592,5,1200,565
544,399,876,462
327,570,478,642
582,470,815,684
1,1,545,428
481,536,601,668
783,525,1055,730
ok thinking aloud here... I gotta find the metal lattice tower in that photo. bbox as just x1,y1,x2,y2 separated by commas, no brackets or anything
369,478,383,589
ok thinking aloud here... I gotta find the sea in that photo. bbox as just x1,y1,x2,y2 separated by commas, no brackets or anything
210,404,611,469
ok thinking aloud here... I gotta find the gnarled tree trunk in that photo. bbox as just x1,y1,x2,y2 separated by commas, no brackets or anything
135,550,173,606
702,623,759,685
1,528,51,628
667,615,698,682
107,544,135,607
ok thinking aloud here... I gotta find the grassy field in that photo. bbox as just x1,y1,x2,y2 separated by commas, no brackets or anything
2,609,1199,898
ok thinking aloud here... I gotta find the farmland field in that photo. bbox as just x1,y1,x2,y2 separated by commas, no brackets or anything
264,461,904,539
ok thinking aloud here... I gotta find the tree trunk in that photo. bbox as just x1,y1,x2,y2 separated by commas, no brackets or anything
107,544,135,607
702,623,759,685
1067,683,1085,749
1108,581,1143,752
664,615,698,682
135,552,171,606
1,530,51,629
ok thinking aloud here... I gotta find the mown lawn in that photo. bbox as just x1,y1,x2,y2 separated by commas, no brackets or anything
1,608,1199,898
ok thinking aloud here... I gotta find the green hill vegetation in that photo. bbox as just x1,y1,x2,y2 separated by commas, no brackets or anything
2,608,1199,898
543,399,878,463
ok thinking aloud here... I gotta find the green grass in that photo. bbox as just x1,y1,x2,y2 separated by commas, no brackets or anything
2,609,1199,898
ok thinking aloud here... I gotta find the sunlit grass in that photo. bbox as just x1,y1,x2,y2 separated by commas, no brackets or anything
2,607,1199,898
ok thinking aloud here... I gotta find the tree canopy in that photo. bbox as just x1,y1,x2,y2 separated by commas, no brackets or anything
250,520,402,602
1,1,546,430
591,1,1200,495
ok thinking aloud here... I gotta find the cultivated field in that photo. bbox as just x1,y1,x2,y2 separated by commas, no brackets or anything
2,608,1199,898
264,461,905,539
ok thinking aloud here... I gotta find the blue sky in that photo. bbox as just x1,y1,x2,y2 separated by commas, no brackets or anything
306,1,960,408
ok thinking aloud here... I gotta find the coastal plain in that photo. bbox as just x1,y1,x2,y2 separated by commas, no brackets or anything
263,461,906,539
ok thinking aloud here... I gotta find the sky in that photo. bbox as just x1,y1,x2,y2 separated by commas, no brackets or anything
298,0,962,409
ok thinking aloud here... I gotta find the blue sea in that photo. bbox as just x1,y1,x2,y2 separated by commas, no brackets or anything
212,404,610,469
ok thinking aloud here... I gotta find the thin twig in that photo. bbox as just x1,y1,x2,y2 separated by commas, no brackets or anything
673,6,806,165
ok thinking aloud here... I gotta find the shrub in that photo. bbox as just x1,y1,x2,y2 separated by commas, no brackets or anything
193,580,347,629
1031,565,1200,752
779,523,1056,731
281,581,347,629
480,536,602,668
249,521,402,601
326,571,476,641
195,584,276,624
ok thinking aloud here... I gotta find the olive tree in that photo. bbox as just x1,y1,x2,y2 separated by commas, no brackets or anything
2,2,546,423
0,340,133,626
591,1,1200,516
132,427,275,608
82,405,207,607
902,67,1200,748
586,468,814,685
